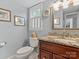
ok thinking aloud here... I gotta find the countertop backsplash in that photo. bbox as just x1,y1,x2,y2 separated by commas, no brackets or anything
49,30,79,37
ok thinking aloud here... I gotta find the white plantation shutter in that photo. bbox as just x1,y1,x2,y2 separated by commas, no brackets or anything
30,17,43,30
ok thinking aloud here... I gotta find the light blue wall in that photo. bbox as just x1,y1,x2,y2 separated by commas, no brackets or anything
0,1,27,59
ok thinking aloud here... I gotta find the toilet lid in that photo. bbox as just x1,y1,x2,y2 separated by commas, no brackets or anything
17,46,33,54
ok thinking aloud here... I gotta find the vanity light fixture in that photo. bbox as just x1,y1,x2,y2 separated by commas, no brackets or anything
50,0,63,11
53,2,60,11
68,0,74,6
50,0,79,11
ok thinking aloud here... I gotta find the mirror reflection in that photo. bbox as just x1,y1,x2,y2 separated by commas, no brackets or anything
64,12,77,28
53,9,64,29
49,0,79,29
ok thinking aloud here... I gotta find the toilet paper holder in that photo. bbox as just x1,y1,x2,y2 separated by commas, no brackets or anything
0,41,7,48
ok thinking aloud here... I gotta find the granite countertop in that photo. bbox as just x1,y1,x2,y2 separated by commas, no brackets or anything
38,36,79,48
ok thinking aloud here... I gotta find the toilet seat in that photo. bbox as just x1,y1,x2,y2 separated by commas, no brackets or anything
17,46,34,55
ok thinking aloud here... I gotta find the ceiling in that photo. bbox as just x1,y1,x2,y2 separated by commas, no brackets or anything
0,0,45,8
19,0,44,7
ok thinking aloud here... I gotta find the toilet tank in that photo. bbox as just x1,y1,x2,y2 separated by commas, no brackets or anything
29,37,39,48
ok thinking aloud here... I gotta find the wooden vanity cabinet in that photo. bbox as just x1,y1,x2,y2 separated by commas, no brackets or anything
53,54,67,59
40,50,53,59
39,40,79,59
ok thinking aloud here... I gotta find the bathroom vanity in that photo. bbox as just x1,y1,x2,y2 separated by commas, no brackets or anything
39,37,79,59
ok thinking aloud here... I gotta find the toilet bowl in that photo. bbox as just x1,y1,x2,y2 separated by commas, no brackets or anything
16,37,38,59
16,46,34,59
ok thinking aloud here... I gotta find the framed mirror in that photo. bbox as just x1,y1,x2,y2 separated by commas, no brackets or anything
49,0,79,30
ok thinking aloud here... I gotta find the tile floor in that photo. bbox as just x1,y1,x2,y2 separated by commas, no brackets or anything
28,52,38,59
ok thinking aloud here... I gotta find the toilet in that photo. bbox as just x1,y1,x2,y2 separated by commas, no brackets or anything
16,37,38,59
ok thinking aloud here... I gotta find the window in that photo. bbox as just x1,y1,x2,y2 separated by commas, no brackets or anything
29,3,43,30
30,17,43,30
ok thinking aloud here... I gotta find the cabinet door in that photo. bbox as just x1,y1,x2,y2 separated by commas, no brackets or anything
40,50,53,59
53,54,68,59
